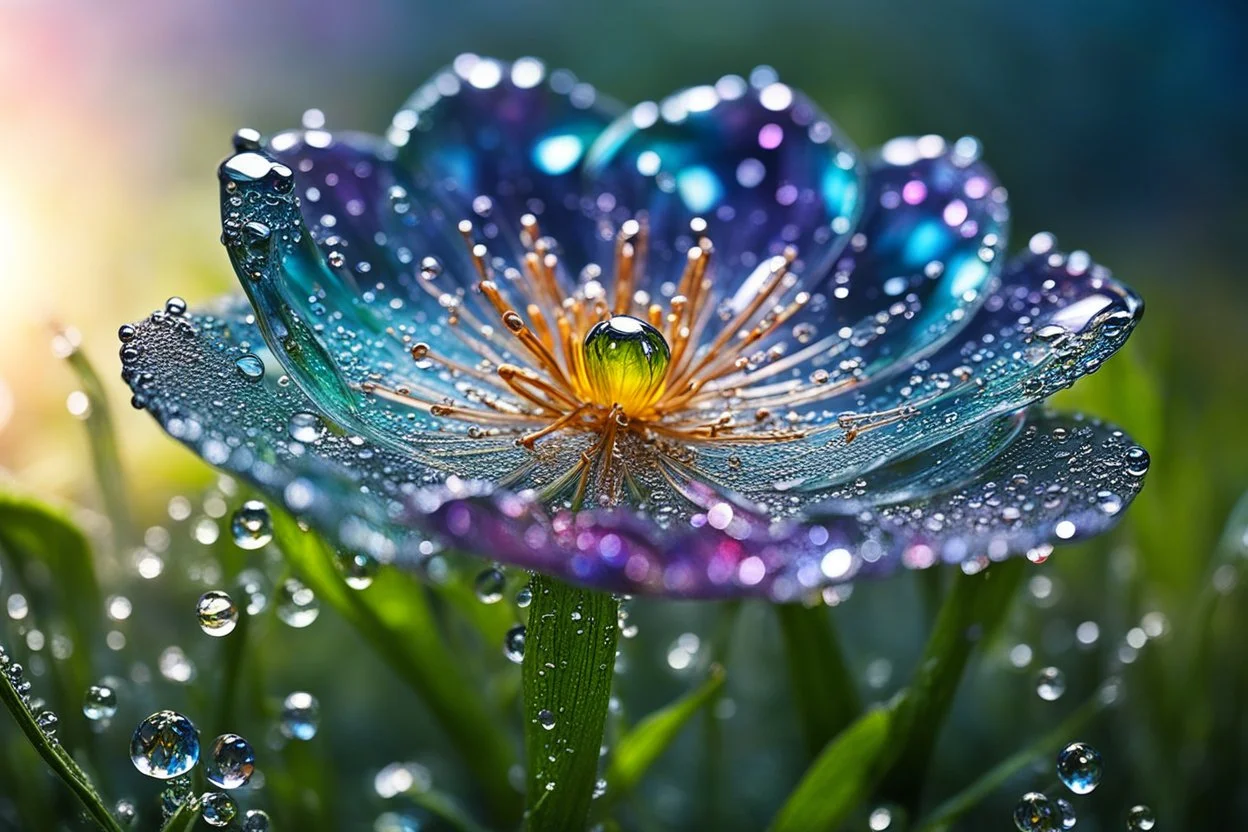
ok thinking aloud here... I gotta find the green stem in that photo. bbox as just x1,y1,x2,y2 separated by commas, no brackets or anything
914,686,1111,831
158,797,203,832
214,602,251,734
0,665,125,832
522,574,621,831
775,601,861,757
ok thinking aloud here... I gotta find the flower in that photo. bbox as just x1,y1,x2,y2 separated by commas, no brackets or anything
120,54,1147,600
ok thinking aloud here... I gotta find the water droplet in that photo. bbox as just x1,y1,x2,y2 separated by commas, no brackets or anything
1013,792,1058,832
1057,742,1103,795
196,591,239,637
288,411,326,443
515,585,532,608
165,297,188,316
280,691,320,740
592,777,608,799
1124,446,1150,477
1055,798,1077,830
234,354,265,380
475,568,505,603
230,501,272,550
338,550,379,590
114,799,138,828
537,709,556,730
242,809,273,832
36,710,59,736
201,792,238,827
84,684,118,721
1126,805,1155,830
504,624,526,664
205,733,255,789
1036,667,1067,701
130,711,200,779
159,776,192,817
276,578,320,628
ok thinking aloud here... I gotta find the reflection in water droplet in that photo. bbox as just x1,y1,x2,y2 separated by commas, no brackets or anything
196,591,239,637
1126,805,1156,830
234,354,265,380
242,809,273,832
1013,792,1057,832
130,711,200,779
201,792,238,827
84,684,118,721
1036,666,1067,702
504,624,526,663
230,501,273,550
288,411,326,443
114,799,137,828
537,709,556,730
276,578,320,628
1055,798,1077,830
338,550,379,590
1057,742,1103,795
515,585,532,608
475,568,505,604
205,733,255,789
280,691,320,740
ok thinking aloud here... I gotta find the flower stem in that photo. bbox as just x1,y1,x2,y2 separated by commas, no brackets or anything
522,574,620,831
775,601,861,757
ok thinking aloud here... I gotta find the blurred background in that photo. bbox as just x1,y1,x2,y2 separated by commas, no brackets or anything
1,1,1246,829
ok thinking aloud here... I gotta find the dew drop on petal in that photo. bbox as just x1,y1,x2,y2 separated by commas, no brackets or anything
84,684,118,721
196,591,239,637
1036,666,1067,702
1057,742,1103,795
201,792,238,827
1126,805,1156,830
288,411,326,443
234,354,265,381
504,624,526,664
130,711,200,779
280,691,320,740
1013,792,1058,832
475,568,505,604
276,578,320,628
230,501,272,550
205,733,255,789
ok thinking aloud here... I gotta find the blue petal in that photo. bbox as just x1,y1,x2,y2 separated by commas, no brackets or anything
583,71,865,290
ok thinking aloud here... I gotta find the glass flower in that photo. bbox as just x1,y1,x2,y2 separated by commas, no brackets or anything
120,55,1148,600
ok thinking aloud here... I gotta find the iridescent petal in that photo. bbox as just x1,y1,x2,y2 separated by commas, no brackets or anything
584,70,865,290
693,239,1144,510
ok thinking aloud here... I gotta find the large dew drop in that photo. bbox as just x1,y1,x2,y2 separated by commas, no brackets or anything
230,501,273,550
1056,742,1103,795
1013,792,1058,832
205,733,255,789
130,711,200,779
196,591,239,637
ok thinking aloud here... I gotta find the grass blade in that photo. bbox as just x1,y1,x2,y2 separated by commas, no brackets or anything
597,663,726,811
270,511,521,825
0,661,125,832
775,601,861,756
522,574,620,831
158,798,203,832
769,705,895,832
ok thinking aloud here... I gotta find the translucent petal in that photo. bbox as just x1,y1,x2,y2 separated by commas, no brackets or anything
583,71,865,292
692,240,1144,511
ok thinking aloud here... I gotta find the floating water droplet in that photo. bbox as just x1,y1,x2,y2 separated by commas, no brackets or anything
280,691,320,740
234,354,265,380
276,578,320,628
288,411,326,443
84,684,118,721
201,792,238,827
1126,805,1155,830
242,809,273,832
869,807,895,831
197,591,239,637
475,568,505,604
130,711,200,779
338,551,378,590
159,646,196,683
230,501,272,550
1057,742,1103,795
1055,798,1077,829
537,709,556,730
1036,667,1067,701
1013,792,1058,831
114,799,137,828
515,585,532,608
374,761,433,798
205,733,255,789
504,624,526,664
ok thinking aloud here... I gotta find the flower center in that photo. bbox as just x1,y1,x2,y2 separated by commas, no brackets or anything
581,315,670,416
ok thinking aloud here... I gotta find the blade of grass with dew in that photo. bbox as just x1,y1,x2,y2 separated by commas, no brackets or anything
522,574,620,832
775,601,862,757
0,491,102,749
270,510,521,825
594,663,726,815
56,329,136,550
913,684,1113,831
158,797,202,832
878,558,1026,809
0,662,125,832
769,704,895,832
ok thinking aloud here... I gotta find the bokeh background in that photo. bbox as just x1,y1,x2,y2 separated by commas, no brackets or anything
1,1,1246,829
